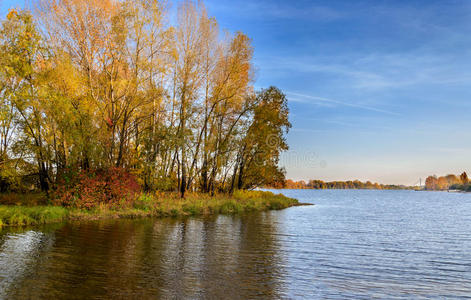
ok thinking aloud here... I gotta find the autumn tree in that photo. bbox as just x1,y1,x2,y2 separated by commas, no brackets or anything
437,176,448,190
171,1,206,197
0,1,290,197
445,174,460,187
232,87,291,191
0,9,54,191
425,176,438,190
0,14,18,191
460,172,468,185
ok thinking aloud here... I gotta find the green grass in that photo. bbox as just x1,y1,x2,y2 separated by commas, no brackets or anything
0,190,300,227
129,190,300,217
0,206,69,227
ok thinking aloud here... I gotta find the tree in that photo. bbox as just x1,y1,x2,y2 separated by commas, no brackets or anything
437,176,448,190
425,176,438,190
0,1,288,197
460,172,468,185
445,174,460,187
0,17,17,191
233,87,291,191
172,1,207,197
1,9,53,191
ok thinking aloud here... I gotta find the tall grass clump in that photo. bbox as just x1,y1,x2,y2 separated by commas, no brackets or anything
232,190,298,210
0,190,299,227
130,190,298,217
0,206,68,226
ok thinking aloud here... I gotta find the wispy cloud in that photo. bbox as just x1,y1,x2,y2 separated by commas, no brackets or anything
261,51,471,92
286,91,400,116
208,0,471,184
207,1,344,22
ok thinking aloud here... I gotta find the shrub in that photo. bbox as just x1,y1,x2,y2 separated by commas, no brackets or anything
52,167,140,209
133,193,155,211
0,193,47,206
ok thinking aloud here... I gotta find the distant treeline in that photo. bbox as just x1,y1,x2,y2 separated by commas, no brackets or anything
268,179,413,190
425,172,470,191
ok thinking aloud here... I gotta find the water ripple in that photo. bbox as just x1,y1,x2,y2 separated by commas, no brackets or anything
1,190,471,298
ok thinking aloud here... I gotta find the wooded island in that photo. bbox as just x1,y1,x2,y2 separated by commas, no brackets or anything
0,0,297,226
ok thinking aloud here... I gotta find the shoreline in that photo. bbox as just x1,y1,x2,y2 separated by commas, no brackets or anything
0,191,306,228
415,189,470,193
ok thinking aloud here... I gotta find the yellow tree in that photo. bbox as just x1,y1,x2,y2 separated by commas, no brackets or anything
437,176,448,190
425,176,438,190
38,0,172,170
0,13,19,191
202,32,254,193
1,9,53,191
445,174,460,187
172,1,206,197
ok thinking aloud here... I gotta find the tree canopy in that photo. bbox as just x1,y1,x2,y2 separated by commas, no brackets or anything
425,172,469,191
0,1,291,197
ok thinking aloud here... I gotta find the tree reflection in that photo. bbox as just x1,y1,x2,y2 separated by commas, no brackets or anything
3,213,285,299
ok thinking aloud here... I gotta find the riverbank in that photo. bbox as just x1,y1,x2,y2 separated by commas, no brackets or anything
0,190,304,227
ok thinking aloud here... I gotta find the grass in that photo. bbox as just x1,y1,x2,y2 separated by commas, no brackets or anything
0,190,301,227
0,206,69,227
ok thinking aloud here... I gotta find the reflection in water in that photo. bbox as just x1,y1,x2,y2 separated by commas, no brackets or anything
0,230,54,298
0,213,284,299
2,190,471,299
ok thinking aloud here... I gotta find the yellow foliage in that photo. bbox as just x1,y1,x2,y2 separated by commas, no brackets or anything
6,9,18,20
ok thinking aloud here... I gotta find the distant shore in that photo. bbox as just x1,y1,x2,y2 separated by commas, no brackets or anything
268,179,415,190
267,186,417,191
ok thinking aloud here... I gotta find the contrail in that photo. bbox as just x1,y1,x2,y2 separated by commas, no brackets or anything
286,91,400,116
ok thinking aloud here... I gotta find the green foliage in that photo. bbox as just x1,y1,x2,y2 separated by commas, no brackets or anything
0,190,298,227
234,87,291,190
0,6,297,229
449,183,471,191
0,4,290,200
0,205,68,226
133,193,155,211
219,201,242,214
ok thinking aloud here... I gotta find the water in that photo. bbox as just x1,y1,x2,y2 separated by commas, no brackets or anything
1,190,471,299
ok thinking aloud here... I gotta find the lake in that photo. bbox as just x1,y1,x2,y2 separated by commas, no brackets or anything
1,189,471,299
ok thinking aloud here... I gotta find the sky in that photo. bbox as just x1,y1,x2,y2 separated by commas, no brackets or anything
1,0,471,185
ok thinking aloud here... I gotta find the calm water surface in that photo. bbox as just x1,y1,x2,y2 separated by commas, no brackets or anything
1,190,471,299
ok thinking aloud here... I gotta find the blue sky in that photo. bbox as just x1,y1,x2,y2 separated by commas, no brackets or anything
2,0,471,185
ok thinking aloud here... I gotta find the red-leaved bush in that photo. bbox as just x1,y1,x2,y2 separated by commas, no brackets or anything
53,167,140,209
